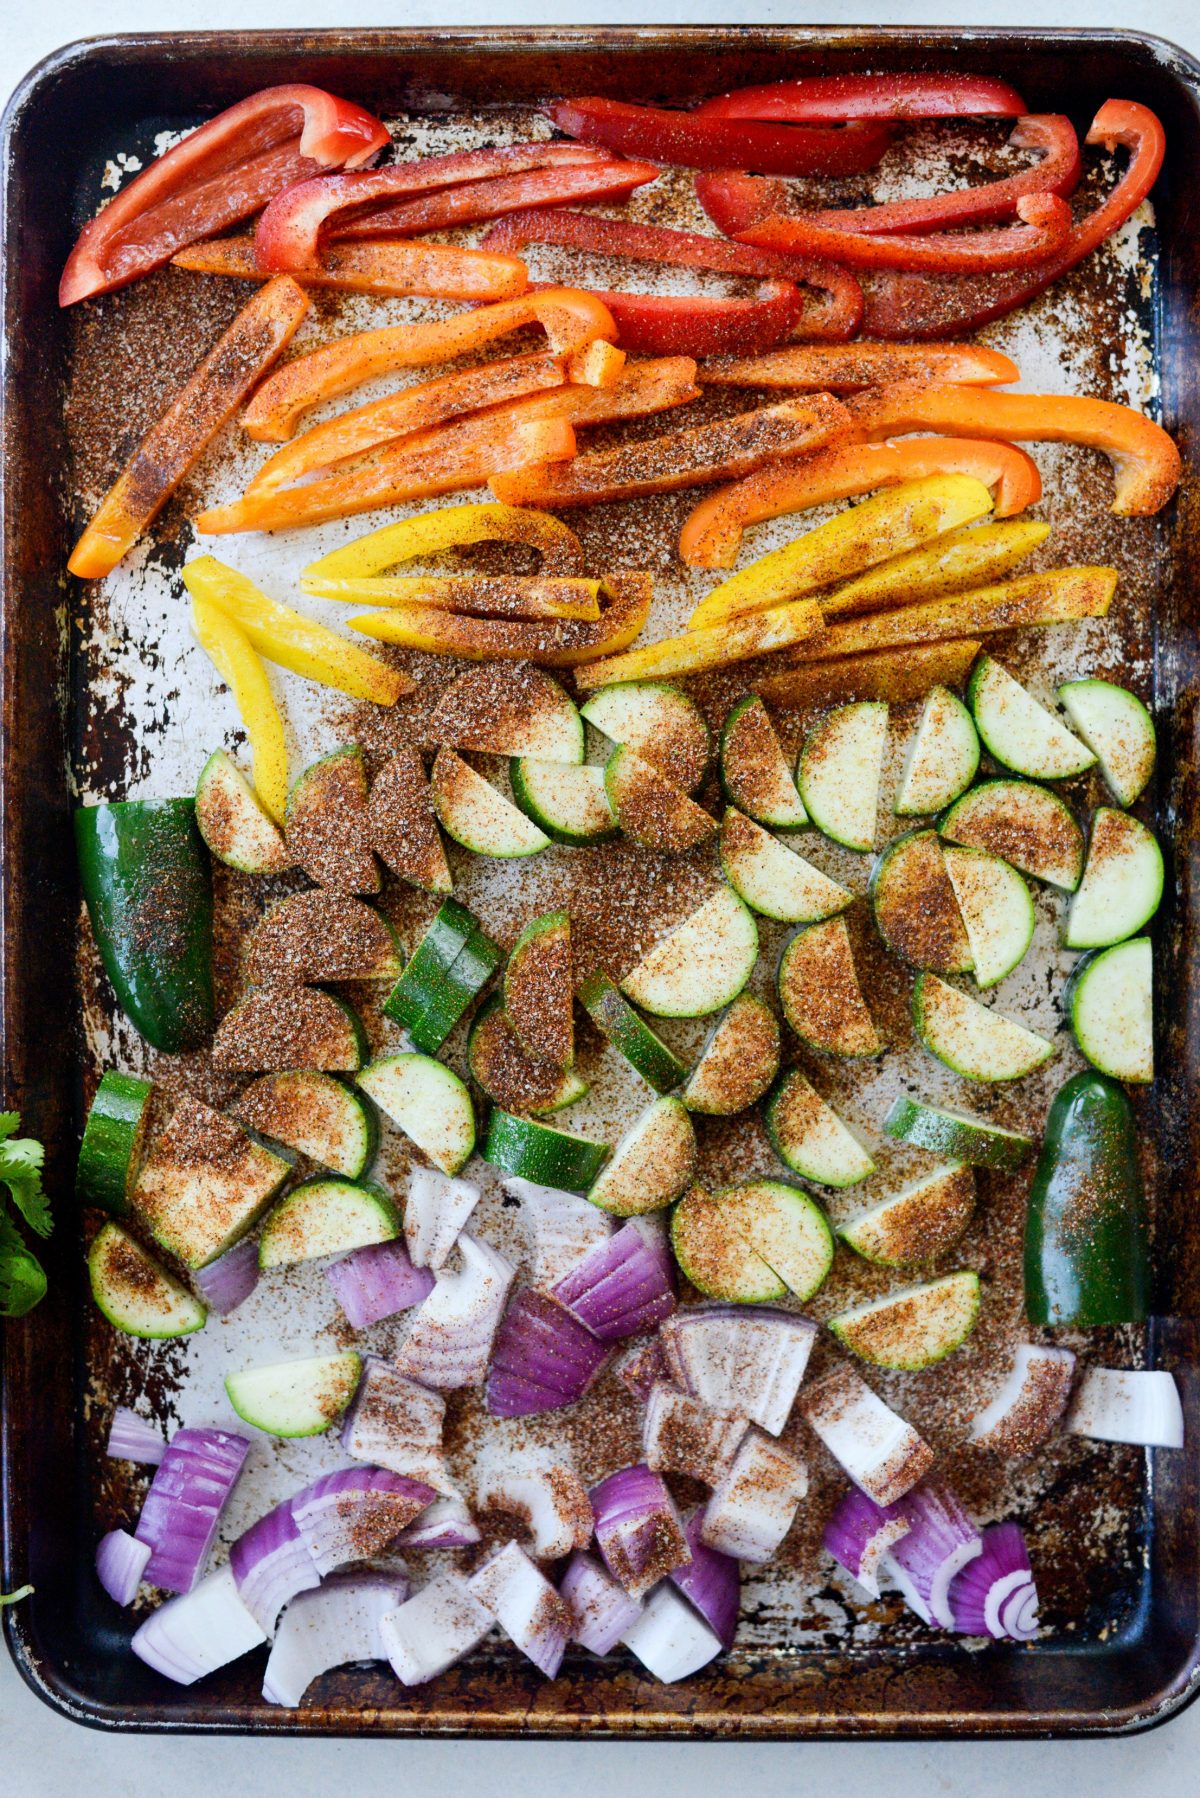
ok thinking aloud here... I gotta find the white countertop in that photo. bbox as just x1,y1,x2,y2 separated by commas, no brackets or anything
2,2,1198,1790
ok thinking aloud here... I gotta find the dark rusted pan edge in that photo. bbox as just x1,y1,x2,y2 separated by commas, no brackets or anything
3,24,1200,1739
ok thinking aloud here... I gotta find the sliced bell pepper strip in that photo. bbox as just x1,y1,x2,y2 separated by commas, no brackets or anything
679,438,1043,569
565,339,627,387
67,275,309,580
696,73,1028,123
701,341,1018,390
546,96,892,177
549,356,701,425
732,192,1074,274
245,351,568,496
310,576,602,621
348,569,652,667
482,209,863,342
572,595,826,692
59,84,389,305
188,590,290,822
862,99,1167,339
687,474,995,628
847,382,1181,514
780,565,1117,665
239,288,618,440
758,639,984,707
821,519,1051,619
171,235,527,302
182,556,412,705
490,395,850,509
302,502,587,582
328,158,660,239
255,143,612,266
587,282,810,359
197,400,577,534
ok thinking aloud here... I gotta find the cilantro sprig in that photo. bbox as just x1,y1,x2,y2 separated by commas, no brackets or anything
0,1112,51,1317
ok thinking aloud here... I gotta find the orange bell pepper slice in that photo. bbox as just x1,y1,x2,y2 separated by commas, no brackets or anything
700,342,1018,391
246,351,567,496
68,275,309,579
239,287,618,440
196,396,577,535
679,437,1043,570
490,395,850,509
171,234,527,302
348,569,652,667
847,382,1181,515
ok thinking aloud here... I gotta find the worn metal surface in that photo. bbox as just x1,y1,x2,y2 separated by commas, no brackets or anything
2,26,1200,1737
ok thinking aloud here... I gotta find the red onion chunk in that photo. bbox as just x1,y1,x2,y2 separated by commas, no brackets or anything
670,1510,739,1649
396,1232,516,1390
1065,1368,1185,1449
590,1463,691,1598
405,1166,481,1270
643,1383,747,1484
291,1466,436,1573
503,1176,614,1286
616,1336,672,1403
379,1571,494,1685
949,1522,1039,1641
326,1239,435,1329
798,1365,934,1506
882,1483,982,1627
701,1429,808,1564
822,1486,912,1599
468,1540,573,1678
553,1221,676,1342
192,1237,260,1316
96,1528,152,1606
478,1468,593,1558
659,1304,816,1435
340,1354,451,1489
263,1571,410,1707
231,1498,321,1634
131,1564,266,1685
486,1288,609,1418
560,1551,642,1653
135,1427,251,1593
105,1406,166,1465
621,1582,722,1682
396,1494,481,1549
968,1344,1076,1456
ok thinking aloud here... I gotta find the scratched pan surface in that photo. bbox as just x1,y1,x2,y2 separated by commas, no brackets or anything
2,27,1200,1738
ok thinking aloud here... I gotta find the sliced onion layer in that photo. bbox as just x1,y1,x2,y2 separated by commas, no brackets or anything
590,1462,691,1598
1065,1367,1185,1448
340,1353,451,1489
486,1288,609,1418
822,1486,911,1599
396,1232,516,1390
949,1521,1039,1640
968,1344,1076,1456
799,1365,934,1506
193,1237,260,1316
560,1550,642,1653
669,1509,739,1649
263,1571,410,1707
643,1383,747,1484
881,1483,981,1627
478,1467,593,1557
379,1571,494,1685
105,1406,166,1465
660,1304,816,1435
621,1582,722,1682
96,1528,152,1606
396,1494,481,1549
700,1429,808,1565
503,1175,614,1286
291,1465,435,1573
616,1335,672,1403
468,1540,573,1677
131,1564,266,1685
326,1238,435,1328
405,1166,481,1270
553,1220,676,1342
135,1426,251,1594
231,1498,321,1635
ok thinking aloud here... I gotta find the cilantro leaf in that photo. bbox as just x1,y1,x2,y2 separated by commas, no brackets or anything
0,1124,51,1238
0,1208,47,1317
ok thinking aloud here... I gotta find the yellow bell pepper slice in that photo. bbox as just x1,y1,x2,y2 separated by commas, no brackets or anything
759,639,984,708
573,595,825,692
183,556,411,706
348,571,651,668
822,518,1051,619
301,502,586,590
687,474,994,629
189,591,289,823
307,574,602,621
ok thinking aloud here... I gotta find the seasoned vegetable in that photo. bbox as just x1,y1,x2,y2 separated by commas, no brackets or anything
798,702,887,852
76,1071,153,1215
504,910,574,1069
195,750,290,873
1058,678,1155,806
912,974,1054,1081
286,746,379,894
231,1072,378,1179
1066,937,1153,1084
777,917,883,1057
720,808,852,923
719,694,807,830
578,972,688,1094
765,1069,875,1186
839,1165,975,1267
88,1223,207,1340
870,830,973,973
682,994,781,1116
829,1271,981,1370
582,681,710,792
621,888,759,1018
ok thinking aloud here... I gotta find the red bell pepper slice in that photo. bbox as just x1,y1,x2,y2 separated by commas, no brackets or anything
695,72,1028,122
805,115,1081,235
545,96,892,177
256,143,619,269
329,158,659,239
59,85,389,306
481,209,863,344
731,192,1074,274
862,99,1166,339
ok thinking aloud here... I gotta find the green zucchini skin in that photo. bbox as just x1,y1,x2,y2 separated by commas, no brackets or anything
75,800,214,1052
1023,1071,1149,1328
